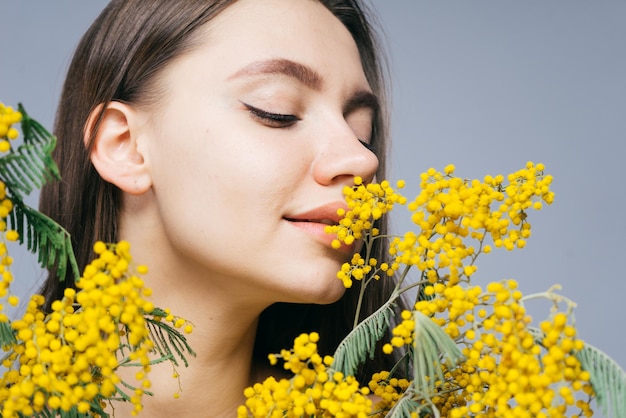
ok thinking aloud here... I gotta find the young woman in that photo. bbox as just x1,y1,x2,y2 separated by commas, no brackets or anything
39,0,405,415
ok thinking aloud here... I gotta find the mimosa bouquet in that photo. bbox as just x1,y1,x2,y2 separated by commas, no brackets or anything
238,166,626,417
0,102,624,417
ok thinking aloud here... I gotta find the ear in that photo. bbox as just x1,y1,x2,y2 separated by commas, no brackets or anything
86,101,151,195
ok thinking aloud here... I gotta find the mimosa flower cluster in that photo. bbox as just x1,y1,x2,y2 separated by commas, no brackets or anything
240,163,625,417
328,177,407,250
0,180,18,325
0,103,22,152
239,332,373,418
390,163,553,287
0,103,21,326
327,178,407,288
0,241,194,417
382,280,592,417
353,164,592,416
367,371,412,415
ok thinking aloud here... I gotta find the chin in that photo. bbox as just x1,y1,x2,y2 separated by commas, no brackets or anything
271,254,351,305
294,278,347,305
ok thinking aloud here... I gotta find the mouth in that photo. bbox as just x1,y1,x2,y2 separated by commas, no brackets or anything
284,201,347,226
283,201,351,250
284,218,337,226
285,217,348,251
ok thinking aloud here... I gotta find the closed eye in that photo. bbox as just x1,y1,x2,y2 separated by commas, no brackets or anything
242,102,300,128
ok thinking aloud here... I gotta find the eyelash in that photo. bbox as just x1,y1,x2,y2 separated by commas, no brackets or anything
242,102,300,128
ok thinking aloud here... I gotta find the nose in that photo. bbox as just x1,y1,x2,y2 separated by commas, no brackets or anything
311,123,379,186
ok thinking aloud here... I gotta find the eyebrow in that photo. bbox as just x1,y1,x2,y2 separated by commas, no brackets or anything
229,58,323,90
229,58,380,115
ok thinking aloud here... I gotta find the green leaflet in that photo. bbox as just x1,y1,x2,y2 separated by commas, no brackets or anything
575,339,626,417
1,104,79,282
1,105,59,198
145,313,197,368
331,298,464,415
332,301,394,376
8,202,78,282
375,311,463,418
410,311,464,397
0,321,16,346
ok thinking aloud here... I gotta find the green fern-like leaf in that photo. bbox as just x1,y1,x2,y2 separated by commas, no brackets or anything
7,201,79,282
332,301,394,376
0,104,79,281
145,309,196,368
575,340,626,417
411,311,464,397
0,139,58,198
0,104,60,199
0,321,16,346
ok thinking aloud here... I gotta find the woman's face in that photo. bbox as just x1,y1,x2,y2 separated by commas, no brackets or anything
134,0,379,306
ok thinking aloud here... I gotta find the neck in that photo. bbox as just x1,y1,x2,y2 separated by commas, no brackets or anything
113,201,274,417
113,264,266,417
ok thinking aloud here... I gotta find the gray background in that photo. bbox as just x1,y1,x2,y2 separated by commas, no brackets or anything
1,0,625,409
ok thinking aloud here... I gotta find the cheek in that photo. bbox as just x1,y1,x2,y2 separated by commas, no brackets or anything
148,122,303,234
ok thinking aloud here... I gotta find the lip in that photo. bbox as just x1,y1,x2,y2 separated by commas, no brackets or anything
284,201,353,251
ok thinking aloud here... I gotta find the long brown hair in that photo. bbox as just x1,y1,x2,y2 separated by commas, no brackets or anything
39,0,405,382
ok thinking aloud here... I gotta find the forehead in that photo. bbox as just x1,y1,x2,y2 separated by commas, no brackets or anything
173,0,369,91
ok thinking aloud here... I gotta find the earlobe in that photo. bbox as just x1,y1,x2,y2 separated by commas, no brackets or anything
86,102,152,195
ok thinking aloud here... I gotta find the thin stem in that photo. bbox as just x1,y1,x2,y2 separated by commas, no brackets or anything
353,232,374,328
520,284,578,317
394,263,413,292
397,279,428,297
